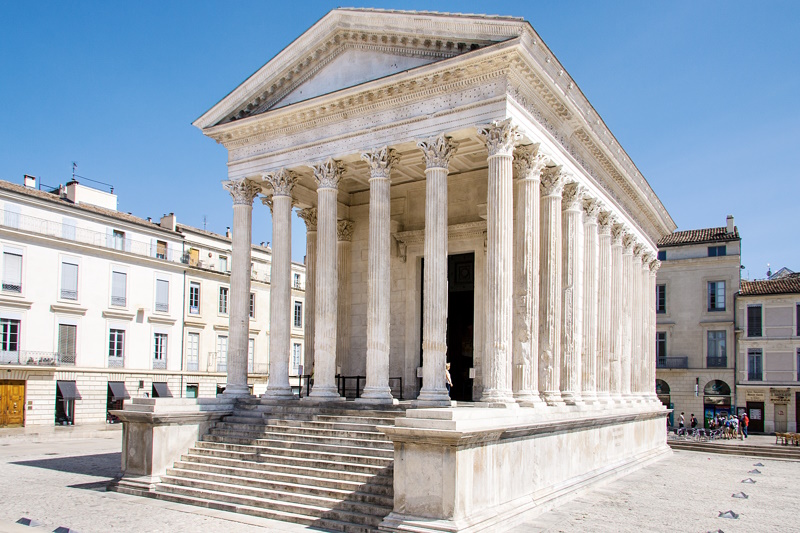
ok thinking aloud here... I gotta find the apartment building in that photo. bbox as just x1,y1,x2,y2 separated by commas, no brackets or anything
0,176,305,428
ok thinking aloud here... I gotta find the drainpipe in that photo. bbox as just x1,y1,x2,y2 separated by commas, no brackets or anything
179,240,187,398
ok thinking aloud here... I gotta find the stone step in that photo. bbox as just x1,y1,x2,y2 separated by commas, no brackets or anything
209,425,392,446
205,431,392,452
264,418,393,434
202,434,393,456
189,442,392,473
170,460,393,493
668,441,800,460
156,482,387,527
163,468,393,506
176,454,393,484
150,489,378,533
194,439,394,463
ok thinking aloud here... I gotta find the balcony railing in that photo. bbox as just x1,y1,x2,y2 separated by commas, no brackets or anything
0,350,75,366
155,302,169,313
706,356,727,368
656,356,689,369
2,281,22,293
60,289,78,300
111,296,126,307
152,358,166,370
747,372,763,381
108,356,124,368
186,359,199,371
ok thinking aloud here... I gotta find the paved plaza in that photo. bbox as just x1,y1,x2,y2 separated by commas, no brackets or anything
0,432,797,533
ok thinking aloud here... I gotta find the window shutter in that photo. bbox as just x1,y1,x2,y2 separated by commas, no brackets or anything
62,263,78,293
3,252,22,285
111,271,126,300
62,218,77,240
156,279,169,309
106,228,113,248
58,324,77,358
150,239,157,257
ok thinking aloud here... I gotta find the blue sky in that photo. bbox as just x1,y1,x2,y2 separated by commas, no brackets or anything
1,1,798,278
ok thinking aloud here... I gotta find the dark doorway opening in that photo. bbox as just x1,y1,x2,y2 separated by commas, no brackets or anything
419,252,475,402
746,401,765,433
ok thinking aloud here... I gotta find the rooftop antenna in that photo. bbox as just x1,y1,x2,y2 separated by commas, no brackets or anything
72,161,78,181
203,215,208,231
767,263,771,279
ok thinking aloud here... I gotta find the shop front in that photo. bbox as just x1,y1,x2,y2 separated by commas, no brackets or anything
703,379,731,429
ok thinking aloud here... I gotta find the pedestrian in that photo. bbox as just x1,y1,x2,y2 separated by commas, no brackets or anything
743,413,749,438
679,412,685,429
690,414,697,429
445,362,452,395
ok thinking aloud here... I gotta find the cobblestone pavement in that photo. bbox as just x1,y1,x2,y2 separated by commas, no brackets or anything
1,435,798,533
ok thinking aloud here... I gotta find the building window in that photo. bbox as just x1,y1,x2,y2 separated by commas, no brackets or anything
0,318,21,361
186,332,199,371
155,279,169,313
3,205,20,229
248,338,254,373
293,273,301,289
706,331,727,367
153,333,167,369
291,343,302,376
62,218,77,240
111,271,127,307
747,349,763,381
112,230,125,251
797,349,800,382
708,245,726,257
57,324,77,365
2,252,22,293
796,304,799,337
218,287,228,314
249,293,255,318
60,262,79,300
108,329,125,367
185,384,199,398
656,332,667,360
747,305,762,337
216,336,228,372
188,282,200,314
655,285,666,314
294,301,303,328
707,281,725,311
219,255,228,272
657,250,666,261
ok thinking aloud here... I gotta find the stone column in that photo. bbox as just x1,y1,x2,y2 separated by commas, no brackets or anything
477,119,518,406
308,158,343,400
640,253,653,402
297,208,317,376
629,245,643,402
416,134,458,406
336,220,353,375
595,211,614,403
359,147,398,403
609,224,625,401
620,234,635,400
648,259,661,402
560,182,584,406
263,170,297,399
222,179,261,397
581,198,600,405
538,166,566,406
511,144,547,407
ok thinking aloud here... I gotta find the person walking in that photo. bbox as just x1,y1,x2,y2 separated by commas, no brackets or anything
679,412,685,429
445,362,453,396
690,414,697,429
743,413,749,438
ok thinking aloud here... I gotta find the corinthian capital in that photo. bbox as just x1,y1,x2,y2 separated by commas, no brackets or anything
337,219,354,242
611,223,625,245
477,118,519,157
263,168,297,197
540,165,566,196
561,182,584,211
417,134,459,169
633,243,645,259
622,234,635,253
361,146,399,179
649,259,661,273
261,195,273,213
223,179,261,206
297,207,317,232
642,253,654,268
513,143,548,180
311,158,344,189
582,197,601,222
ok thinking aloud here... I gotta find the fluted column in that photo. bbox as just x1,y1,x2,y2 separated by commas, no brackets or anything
308,158,343,400
222,179,261,397
263,170,297,399
609,224,625,401
640,253,653,401
539,166,566,406
477,119,518,405
620,234,635,400
359,147,398,403
630,245,644,402
297,208,317,375
416,134,458,406
336,220,353,375
595,211,614,403
560,182,584,406
511,145,547,407
648,259,661,402
581,198,600,405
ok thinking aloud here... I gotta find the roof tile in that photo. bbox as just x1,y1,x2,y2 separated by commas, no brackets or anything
741,277,800,296
657,226,739,247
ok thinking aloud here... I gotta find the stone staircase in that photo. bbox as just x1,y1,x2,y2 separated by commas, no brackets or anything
151,398,406,533
668,439,800,460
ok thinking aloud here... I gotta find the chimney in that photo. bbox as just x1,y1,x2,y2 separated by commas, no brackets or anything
226,227,231,238
64,180,80,203
23,175,37,189
726,215,735,234
159,213,177,231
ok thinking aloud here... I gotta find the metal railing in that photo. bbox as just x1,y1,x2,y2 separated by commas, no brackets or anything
656,356,689,369
335,375,404,400
108,356,124,368
0,350,75,366
60,289,78,300
2,281,22,293
152,358,166,370
155,302,169,313
747,372,763,381
706,356,727,368
186,359,199,371
111,296,126,307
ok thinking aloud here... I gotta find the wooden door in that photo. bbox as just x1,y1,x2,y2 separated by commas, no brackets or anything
0,380,25,427
747,402,764,433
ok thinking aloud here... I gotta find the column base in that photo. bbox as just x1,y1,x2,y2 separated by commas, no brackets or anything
414,388,451,407
595,392,613,404
514,391,545,408
261,387,296,400
581,392,599,405
479,390,517,407
221,385,251,398
542,391,566,407
357,387,397,405
304,386,344,401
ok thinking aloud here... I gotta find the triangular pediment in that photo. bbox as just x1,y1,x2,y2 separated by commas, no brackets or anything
194,8,528,129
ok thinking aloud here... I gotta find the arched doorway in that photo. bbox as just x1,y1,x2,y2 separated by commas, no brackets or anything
703,379,732,429
656,379,672,426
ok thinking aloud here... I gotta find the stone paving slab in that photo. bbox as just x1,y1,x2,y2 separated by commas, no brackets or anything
2,434,799,533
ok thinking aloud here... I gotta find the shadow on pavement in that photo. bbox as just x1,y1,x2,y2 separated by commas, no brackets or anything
11,452,120,478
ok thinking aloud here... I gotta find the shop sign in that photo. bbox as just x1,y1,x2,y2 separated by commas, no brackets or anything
745,390,765,402
769,388,791,404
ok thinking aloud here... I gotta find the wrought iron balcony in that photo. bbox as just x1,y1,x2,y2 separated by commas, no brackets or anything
111,296,126,307
706,356,727,368
60,289,78,300
186,360,199,371
747,372,763,381
2,281,21,293
656,356,689,369
0,350,75,366
107,356,124,368
152,358,166,370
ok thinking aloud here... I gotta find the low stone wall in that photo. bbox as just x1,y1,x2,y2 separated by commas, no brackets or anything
109,397,234,493
379,403,670,532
